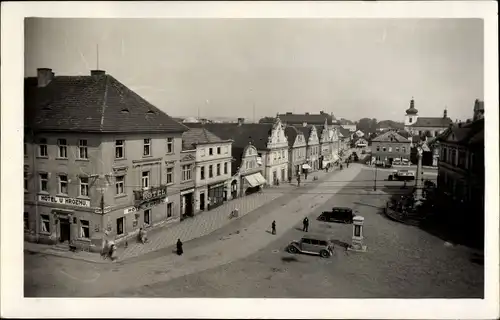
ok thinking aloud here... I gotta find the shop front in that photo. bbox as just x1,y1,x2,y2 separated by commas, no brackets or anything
208,181,226,211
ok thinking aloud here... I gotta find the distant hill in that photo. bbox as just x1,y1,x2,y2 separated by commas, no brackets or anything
377,120,404,129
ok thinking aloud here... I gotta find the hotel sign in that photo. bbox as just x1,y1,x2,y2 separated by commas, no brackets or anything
133,185,168,206
125,197,168,214
38,195,91,208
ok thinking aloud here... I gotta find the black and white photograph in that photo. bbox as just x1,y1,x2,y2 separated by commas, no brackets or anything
1,1,498,319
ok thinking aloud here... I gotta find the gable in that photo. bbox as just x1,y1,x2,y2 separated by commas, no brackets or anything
292,132,307,148
180,153,196,162
267,119,289,149
308,126,320,145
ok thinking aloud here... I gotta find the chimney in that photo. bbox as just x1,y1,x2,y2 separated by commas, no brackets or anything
443,109,448,118
237,117,245,126
303,122,307,127
91,70,106,76
37,68,53,87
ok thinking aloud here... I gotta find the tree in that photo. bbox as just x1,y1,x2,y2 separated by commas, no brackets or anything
356,118,378,134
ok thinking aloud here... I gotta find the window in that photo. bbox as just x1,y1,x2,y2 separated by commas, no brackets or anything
409,117,413,123
39,173,48,192
144,209,151,225
209,165,213,178
396,147,399,152
142,171,150,189
24,172,28,191
59,175,68,194
402,147,406,153
166,138,174,154
224,146,228,154
282,150,285,158
39,138,48,157
200,148,205,157
216,163,221,176
78,139,88,159
388,147,392,153
115,140,124,159
217,147,221,154
143,139,151,156
376,146,380,152
200,166,205,180
382,147,387,152
302,238,311,244
167,202,173,218
209,148,213,155
182,165,192,181
224,162,228,174
79,220,90,238
80,177,89,197
40,214,50,233
24,212,29,230
166,167,173,184
57,139,67,158
117,217,124,235
115,176,125,195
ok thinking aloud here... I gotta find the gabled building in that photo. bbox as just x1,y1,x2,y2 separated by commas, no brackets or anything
371,130,411,163
285,126,307,178
182,128,233,212
294,124,321,172
24,68,189,249
337,126,352,153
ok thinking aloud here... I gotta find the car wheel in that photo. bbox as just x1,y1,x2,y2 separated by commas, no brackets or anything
288,246,298,254
320,250,330,258
319,216,326,221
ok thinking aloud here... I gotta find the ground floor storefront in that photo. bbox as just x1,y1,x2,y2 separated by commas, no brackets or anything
241,172,267,196
266,164,288,185
207,181,228,211
180,187,195,220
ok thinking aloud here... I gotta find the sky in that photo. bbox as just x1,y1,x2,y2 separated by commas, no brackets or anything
24,18,484,122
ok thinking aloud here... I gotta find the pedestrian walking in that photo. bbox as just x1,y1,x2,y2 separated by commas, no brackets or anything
271,220,276,235
297,175,301,187
302,217,309,232
176,238,184,256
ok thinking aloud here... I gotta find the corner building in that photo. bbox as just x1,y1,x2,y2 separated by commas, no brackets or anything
24,68,188,250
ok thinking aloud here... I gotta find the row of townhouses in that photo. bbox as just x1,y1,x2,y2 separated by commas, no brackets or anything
24,69,350,250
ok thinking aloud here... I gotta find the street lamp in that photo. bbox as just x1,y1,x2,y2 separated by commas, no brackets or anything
373,163,378,191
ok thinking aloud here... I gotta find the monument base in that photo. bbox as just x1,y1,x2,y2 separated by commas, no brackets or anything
348,243,367,252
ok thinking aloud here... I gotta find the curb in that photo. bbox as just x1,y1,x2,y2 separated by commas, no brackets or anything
24,248,109,264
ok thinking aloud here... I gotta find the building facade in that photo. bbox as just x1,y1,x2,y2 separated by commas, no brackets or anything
178,150,196,219
232,143,267,197
371,131,411,163
404,98,453,137
24,68,188,249
182,128,233,212
264,118,290,184
285,126,307,178
295,125,320,171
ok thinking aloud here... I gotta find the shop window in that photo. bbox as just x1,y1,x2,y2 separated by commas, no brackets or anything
115,175,125,195
167,203,173,218
166,138,174,154
79,220,90,238
115,140,125,159
24,212,29,230
117,217,124,235
57,139,68,158
144,209,151,225
39,138,48,157
166,167,174,184
40,214,50,233
78,139,88,159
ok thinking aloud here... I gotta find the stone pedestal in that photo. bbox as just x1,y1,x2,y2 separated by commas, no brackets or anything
348,215,367,252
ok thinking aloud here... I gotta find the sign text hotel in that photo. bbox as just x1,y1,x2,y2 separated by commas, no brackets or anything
38,195,91,208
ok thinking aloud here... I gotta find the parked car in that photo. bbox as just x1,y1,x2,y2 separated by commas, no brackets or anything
388,169,415,181
287,234,335,258
318,207,355,223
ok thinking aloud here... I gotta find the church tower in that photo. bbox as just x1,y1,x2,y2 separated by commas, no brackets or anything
404,97,419,128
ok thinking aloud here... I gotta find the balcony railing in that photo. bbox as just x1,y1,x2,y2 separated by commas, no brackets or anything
133,185,167,206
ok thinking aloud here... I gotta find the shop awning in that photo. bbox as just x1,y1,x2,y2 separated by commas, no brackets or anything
302,164,312,170
244,175,259,188
244,172,267,187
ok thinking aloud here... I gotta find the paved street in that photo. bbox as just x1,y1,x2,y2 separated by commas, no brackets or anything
24,163,482,298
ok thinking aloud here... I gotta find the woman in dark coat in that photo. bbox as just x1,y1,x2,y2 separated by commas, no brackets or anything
176,239,183,256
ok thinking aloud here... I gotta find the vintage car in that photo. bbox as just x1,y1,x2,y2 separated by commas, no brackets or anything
287,234,335,258
388,169,415,181
318,207,355,224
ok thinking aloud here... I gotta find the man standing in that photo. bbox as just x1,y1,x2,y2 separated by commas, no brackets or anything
297,175,301,187
271,220,276,235
303,217,309,232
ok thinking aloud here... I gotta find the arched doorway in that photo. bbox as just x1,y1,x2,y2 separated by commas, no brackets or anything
231,180,238,199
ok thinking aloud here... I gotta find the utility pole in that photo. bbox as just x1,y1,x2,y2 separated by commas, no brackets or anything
373,164,378,191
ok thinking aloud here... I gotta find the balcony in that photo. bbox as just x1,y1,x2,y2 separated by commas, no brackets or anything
133,185,168,206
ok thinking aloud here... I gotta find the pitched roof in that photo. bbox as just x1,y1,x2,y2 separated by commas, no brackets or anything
293,125,313,142
439,118,484,146
278,112,334,125
184,123,273,150
337,126,351,139
181,127,228,150
410,117,453,128
372,131,410,143
24,73,189,133
284,126,300,147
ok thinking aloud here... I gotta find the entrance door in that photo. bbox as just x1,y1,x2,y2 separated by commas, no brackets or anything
59,218,70,243
199,192,205,211
185,193,194,217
